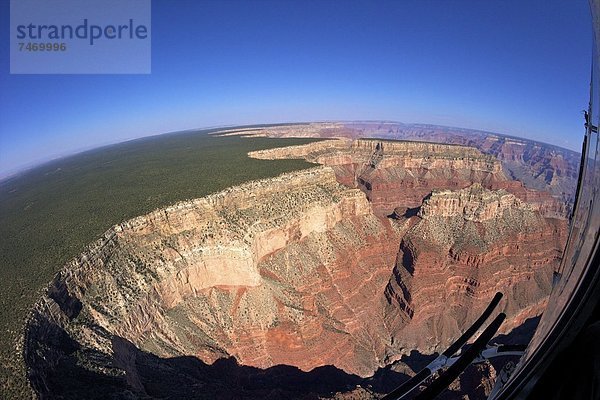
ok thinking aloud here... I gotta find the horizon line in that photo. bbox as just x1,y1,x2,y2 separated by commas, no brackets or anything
0,119,583,183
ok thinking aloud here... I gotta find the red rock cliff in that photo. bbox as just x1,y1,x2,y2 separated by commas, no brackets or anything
25,141,568,399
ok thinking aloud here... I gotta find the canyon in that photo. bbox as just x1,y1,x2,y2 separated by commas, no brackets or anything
25,138,568,399
228,121,580,207
249,138,568,218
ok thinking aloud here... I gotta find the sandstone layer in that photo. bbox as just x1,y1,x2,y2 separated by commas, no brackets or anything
386,184,565,353
250,138,566,219
25,140,567,399
236,121,579,208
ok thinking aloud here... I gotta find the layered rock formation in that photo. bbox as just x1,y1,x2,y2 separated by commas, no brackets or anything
250,139,565,218
25,140,567,399
236,121,580,207
26,167,405,397
385,184,566,352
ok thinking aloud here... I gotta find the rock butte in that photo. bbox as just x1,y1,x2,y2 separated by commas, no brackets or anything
25,139,567,398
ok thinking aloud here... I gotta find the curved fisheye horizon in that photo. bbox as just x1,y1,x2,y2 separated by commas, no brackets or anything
0,0,593,179
0,119,584,182
0,120,581,183
2,1,600,400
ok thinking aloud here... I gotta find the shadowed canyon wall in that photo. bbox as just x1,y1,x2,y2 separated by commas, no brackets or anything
25,139,567,399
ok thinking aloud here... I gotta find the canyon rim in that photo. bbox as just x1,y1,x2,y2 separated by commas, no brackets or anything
24,129,572,399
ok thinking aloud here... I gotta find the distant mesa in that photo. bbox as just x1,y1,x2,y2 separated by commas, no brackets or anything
25,127,570,399
241,121,580,208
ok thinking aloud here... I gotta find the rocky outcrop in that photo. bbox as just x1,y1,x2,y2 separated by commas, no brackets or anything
244,122,579,210
251,139,565,219
251,139,507,214
25,141,567,399
26,167,408,396
384,184,566,352
489,180,569,219
417,183,533,221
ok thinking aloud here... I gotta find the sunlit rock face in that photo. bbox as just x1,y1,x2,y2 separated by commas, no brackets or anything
25,140,567,399
241,122,580,207
417,183,532,221
386,183,566,354
250,139,565,218
250,139,505,214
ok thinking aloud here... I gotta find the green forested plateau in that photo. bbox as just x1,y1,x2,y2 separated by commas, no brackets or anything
0,128,319,397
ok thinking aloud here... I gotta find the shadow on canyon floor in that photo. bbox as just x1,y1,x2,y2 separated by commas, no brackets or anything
494,315,541,345
25,312,542,399
25,312,415,399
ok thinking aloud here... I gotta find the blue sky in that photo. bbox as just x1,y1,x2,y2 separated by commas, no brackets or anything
0,0,593,178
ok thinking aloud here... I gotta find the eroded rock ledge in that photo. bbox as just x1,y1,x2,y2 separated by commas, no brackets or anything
25,141,567,399
250,139,567,219
238,121,579,207
418,183,533,221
